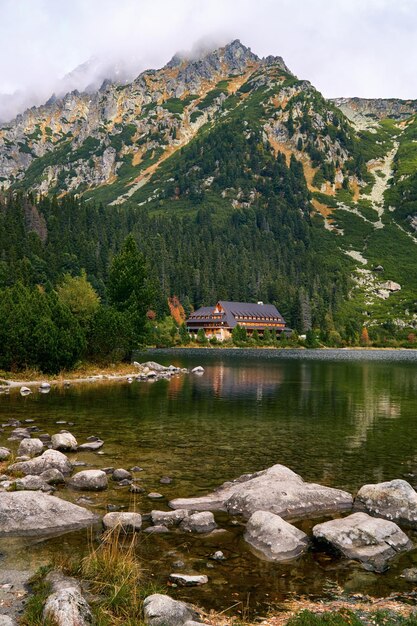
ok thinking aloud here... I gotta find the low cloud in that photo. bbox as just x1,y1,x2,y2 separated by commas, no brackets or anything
0,0,416,121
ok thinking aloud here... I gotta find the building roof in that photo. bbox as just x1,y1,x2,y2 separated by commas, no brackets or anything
187,300,285,329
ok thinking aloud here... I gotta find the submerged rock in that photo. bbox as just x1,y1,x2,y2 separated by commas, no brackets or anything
402,567,417,582
9,449,72,476
179,511,217,534
143,593,200,626
78,439,104,451
244,510,309,561
103,512,142,532
355,479,417,528
148,492,164,500
0,491,98,536
313,512,412,572
168,574,208,586
69,470,108,491
144,525,170,534
170,464,353,521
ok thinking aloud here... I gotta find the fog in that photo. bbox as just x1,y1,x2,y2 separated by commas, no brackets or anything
0,0,416,121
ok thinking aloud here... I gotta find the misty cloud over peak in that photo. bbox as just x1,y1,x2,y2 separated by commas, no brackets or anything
1,0,417,121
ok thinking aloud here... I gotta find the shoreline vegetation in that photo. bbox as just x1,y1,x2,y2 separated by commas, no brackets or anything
1,346,417,389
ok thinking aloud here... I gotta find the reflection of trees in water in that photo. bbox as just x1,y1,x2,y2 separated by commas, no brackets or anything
190,363,284,398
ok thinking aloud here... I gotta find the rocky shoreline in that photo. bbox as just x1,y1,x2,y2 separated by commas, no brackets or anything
0,361,417,624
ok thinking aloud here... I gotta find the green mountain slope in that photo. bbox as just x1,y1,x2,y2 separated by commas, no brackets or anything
0,41,416,337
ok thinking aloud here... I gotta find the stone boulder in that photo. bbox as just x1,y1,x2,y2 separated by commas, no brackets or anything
78,439,104,451
13,475,52,492
179,511,217,533
244,510,309,561
9,428,30,441
168,574,208,587
380,280,401,292
141,361,167,373
112,468,132,481
0,447,10,461
313,512,412,572
68,470,108,491
355,479,417,528
151,509,189,528
103,512,142,532
9,449,72,476
170,464,353,521
17,438,43,458
43,571,92,626
40,468,66,485
51,432,78,452
0,491,98,536
143,593,200,626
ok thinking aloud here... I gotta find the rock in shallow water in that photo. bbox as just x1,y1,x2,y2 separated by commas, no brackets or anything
0,491,98,536
168,574,208,586
151,509,189,527
51,432,78,452
69,470,108,491
402,567,417,582
355,479,417,528
313,512,412,572
143,593,200,626
9,449,72,476
103,512,142,532
179,511,217,534
112,468,132,481
170,464,353,521
244,510,309,561
144,525,170,534
17,437,43,458
78,439,104,451
13,474,53,492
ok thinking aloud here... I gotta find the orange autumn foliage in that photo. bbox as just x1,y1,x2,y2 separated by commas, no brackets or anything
168,296,186,326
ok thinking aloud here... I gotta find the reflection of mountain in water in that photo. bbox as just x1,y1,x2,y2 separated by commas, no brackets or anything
191,363,284,399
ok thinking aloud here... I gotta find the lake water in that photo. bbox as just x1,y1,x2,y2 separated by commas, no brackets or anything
1,348,417,616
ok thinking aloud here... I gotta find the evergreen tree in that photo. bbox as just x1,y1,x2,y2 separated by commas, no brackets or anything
107,235,153,341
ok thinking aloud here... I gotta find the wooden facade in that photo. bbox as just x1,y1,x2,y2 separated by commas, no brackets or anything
186,301,287,340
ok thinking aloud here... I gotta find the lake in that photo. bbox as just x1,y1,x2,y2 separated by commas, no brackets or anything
2,348,417,616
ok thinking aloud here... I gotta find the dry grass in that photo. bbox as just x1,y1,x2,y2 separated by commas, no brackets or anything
78,526,145,625
0,362,140,385
205,596,417,626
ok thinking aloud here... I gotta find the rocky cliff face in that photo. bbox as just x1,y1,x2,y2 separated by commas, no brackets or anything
332,97,417,127
0,40,358,202
0,40,274,196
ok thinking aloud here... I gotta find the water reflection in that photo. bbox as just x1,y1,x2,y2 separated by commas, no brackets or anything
191,362,283,398
2,349,417,613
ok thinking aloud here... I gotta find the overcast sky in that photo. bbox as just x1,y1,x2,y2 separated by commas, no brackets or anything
0,0,416,119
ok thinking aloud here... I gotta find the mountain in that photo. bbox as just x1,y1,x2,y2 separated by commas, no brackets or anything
0,40,416,337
